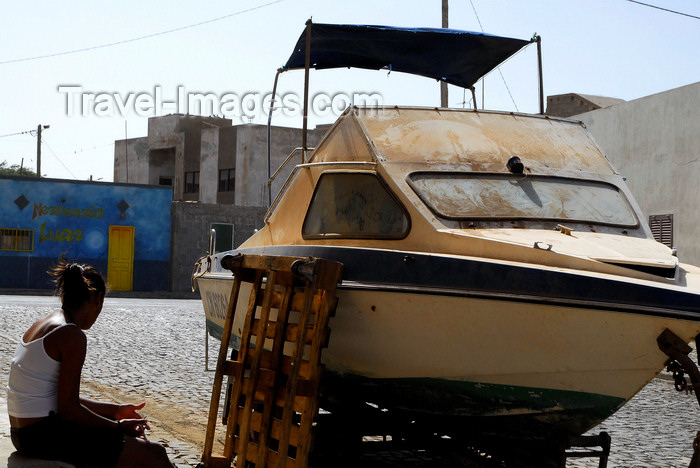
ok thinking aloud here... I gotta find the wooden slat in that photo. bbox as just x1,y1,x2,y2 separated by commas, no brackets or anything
254,287,324,311
256,282,294,468
251,320,318,344
276,284,316,468
223,270,263,462
237,270,278,463
234,440,297,468
207,455,234,468
202,276,242,467
248,411,301,446
246,350,314,379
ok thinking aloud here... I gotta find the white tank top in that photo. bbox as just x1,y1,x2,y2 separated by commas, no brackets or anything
6,324,72,418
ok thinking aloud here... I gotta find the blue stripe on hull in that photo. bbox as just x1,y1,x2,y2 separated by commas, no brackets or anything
232,245,700,320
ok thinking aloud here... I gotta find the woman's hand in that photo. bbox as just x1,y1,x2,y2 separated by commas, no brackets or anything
118,418,151,438
115,402,146,420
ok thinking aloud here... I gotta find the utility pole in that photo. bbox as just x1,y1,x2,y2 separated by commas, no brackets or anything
36,124,49,177
36,125,42,178
440,0,449,108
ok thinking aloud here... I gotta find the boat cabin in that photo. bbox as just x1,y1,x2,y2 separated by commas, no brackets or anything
250,106,677,282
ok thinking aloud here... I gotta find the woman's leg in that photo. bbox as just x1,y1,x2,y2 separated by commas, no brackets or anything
116,436,175,468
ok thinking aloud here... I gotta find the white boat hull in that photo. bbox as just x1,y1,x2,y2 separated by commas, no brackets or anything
196,247,700,436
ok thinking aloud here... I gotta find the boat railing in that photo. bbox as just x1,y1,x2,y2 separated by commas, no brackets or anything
264,160,378,224
208,228,216,255
264,146,311,221
266,147,312,209
268,148,309,192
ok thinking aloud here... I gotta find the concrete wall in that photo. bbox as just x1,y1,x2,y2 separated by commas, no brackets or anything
233,124,328,207
174,133,187,201
148,114,182,149
0,175,172,291
216,127,237,205
200,128,219,203
115,115,233,201
547,94,601,118
147,147,175,186
169,201,267,292
547,93,625,118
114,137,149,184
575,81,700,264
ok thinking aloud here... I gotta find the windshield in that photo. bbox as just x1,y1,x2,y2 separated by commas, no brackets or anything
409,173,638,227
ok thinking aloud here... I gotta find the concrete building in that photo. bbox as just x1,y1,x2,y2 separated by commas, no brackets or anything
114,114,328,207
566,82,700,265
114,114,329,292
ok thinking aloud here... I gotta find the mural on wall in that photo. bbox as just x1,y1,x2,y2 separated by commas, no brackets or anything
0,176,172,289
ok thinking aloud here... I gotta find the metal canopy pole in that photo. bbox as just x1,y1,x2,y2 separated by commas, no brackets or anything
534,34,544,115
302,19,312,161
267,68,283,208
440,0,449,107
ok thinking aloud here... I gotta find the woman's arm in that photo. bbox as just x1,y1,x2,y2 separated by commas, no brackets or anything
49,325,149,438
80,398,118,418
80,398,146,420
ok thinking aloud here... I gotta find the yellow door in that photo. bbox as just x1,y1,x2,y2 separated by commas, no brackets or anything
107,226,134,291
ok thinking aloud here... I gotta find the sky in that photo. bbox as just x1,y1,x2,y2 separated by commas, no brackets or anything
1,0,698,182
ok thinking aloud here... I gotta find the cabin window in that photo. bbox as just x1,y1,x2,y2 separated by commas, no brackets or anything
303,172,409,238
409,173,638,227
649,214,673,247
1,228,34,252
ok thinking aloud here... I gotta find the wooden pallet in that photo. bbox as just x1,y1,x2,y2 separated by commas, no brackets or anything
201,254,342,468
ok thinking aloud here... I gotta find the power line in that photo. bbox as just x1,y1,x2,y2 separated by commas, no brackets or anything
0,0,286,65
71,142,115,155
625,0,700,20
41,138,77,179
0,129,37,138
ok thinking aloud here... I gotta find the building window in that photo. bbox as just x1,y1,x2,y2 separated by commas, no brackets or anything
159,177,173,186
219,169,235,192
1,228,34,252
649,214,673,248
184,171,199,193
211,223,234,253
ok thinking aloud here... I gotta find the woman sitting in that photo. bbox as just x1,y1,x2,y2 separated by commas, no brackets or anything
7,259,174,467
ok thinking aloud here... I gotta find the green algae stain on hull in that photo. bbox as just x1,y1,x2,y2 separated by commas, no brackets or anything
321,373,626,437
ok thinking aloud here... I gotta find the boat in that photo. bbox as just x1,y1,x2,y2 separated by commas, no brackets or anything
193,22,700,440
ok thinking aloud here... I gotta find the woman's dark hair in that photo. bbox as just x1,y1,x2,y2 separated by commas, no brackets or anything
48,258,106,310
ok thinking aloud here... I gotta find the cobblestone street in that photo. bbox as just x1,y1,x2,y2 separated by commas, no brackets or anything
2,295,700,467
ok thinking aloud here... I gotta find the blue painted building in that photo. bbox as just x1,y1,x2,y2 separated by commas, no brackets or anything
0,175,172,291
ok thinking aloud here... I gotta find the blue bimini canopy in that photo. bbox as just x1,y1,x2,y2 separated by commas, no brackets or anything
283,23,531,89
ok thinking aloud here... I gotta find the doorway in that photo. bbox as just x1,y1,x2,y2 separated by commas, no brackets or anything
107,225,134,291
